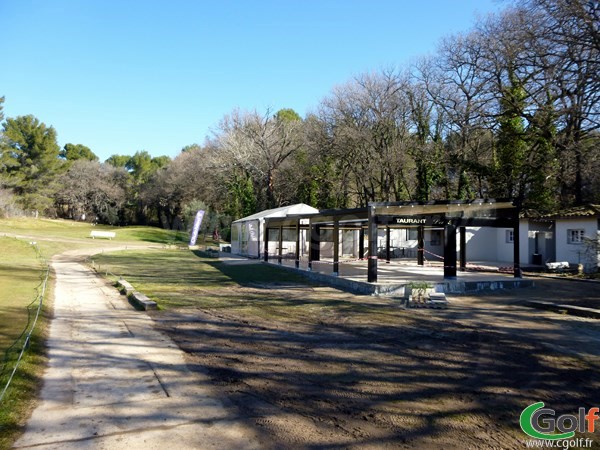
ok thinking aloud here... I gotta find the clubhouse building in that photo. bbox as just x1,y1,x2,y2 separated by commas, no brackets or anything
230,201,600,283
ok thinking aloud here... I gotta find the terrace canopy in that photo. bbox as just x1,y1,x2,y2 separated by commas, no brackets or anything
263,199,521,282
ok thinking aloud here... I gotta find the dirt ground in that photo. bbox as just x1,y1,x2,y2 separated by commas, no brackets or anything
153,277,600,449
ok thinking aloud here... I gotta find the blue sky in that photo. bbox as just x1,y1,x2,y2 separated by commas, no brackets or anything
0,0,504,161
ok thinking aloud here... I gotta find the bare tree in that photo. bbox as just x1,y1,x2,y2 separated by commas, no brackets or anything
140,145,224,227
318,69,418,205
55,160,127,224
449,8,566,207
415,33,496,199
487,1,600,205
528,0,600,204
212,108,304,210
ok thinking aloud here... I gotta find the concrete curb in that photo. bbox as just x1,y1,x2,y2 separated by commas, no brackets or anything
116,279,135,295
128,291,158,310
267,261,535,296
524,300,600,319
116,279,158,310
524,272,600,285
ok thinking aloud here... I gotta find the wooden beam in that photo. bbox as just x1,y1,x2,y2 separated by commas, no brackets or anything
444,223,457,279
459,226,466,271
333,220,340,275
367,205,378,283
417,226,424,266
277,225,283,265
295,219,300,269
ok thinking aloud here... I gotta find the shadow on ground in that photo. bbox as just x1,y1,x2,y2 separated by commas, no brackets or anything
153,278,600,449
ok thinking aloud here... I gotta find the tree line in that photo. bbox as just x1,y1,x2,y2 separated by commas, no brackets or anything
1,0,598,238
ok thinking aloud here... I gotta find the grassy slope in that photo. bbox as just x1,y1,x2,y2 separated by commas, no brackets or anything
0,218,189,449
0,239,45,355
0,238,49,450
0,217,189,259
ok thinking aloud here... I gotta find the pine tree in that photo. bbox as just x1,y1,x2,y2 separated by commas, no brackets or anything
1,115,61,212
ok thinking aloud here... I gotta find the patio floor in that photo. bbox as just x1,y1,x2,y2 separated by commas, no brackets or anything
224,253,536,295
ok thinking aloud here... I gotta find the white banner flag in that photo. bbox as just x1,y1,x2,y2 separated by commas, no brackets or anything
189,210,205,246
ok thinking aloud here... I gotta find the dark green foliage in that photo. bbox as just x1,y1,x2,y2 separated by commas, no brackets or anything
125,151,171,183
275,108,302,122
293,150,343,209
491,71,529,200
224,172,257,219
151,155,171,169
60,143,98,161
1,115,61,212
105,154,130,168
181,144,202,153
126,151,155,182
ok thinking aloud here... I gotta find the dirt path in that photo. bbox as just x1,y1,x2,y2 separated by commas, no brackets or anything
14,248,262,449
154,278,600,449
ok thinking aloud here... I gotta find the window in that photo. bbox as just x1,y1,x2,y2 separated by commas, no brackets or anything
506,230,514,243
320,228,334,242
268,228,280,241
567,229,585,244
407,228,419,240
282,228,297,242
430,230,442,246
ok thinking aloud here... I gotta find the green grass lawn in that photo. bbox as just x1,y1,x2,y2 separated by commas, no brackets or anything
0,217,190,261
0,237,49,449
94,249,383,328
92,248,313,317
0,238,45,355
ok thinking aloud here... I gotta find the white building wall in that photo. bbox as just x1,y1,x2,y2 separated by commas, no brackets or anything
459,227,497,261
342,229,358,257
231,203,318,259
496,228,514,263
491,220,529,264
247,238,260,258
231,222,241,255
247,219,261,258
555,218,597,267
320,242,334,258
519,219,529,266
267,240,278,256
230,219,262,258
452,221,528,265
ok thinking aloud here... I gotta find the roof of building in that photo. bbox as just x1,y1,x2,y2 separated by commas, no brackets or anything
265,199,518,228
529,204,600,220
232,203,319,223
